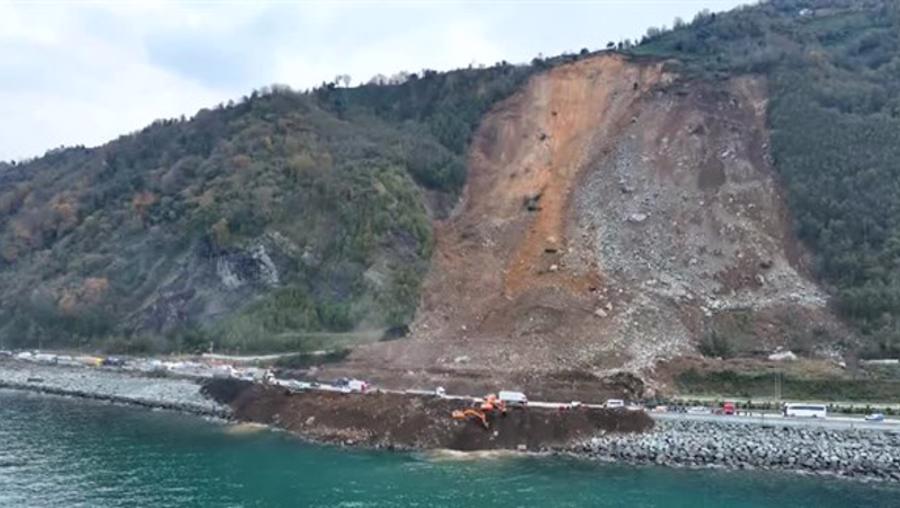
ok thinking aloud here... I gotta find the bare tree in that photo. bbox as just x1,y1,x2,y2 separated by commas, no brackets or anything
334,74,352,87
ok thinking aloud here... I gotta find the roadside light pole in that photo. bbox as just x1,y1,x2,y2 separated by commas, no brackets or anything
774,370,783,402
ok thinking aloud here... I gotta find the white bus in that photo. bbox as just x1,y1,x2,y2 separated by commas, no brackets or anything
783,403,827,418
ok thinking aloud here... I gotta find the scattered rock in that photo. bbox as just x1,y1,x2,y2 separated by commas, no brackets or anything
627,213,648,223
524,193,542,212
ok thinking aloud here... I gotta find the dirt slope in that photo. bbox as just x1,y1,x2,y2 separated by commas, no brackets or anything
331,53,845,391
204,379,653,450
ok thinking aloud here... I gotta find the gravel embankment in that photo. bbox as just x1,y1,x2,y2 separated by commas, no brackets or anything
0,360,229,417
578,419,900,482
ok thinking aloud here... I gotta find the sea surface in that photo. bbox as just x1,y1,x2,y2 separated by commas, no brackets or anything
1,389,897,507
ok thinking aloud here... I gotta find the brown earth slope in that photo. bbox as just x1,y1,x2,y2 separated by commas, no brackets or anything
204,379,652,450
327,53,845,394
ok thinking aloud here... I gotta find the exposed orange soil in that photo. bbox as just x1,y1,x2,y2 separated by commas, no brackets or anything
454,56,666,299
329,55,669,376
326,53,845,393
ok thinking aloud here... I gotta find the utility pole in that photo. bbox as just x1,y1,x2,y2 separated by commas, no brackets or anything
773,370,783,402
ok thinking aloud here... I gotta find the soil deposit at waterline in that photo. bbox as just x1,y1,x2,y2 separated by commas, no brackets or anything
203,378,653,451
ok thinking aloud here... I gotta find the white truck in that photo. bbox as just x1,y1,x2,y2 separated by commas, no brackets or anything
605,399,625,409
347,379,369,393
498,390,528,408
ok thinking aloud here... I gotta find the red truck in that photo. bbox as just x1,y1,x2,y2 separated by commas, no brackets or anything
722,401,736,415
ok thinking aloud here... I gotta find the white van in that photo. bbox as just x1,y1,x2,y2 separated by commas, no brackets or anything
347,379,369,393
498,390,528,407
783,403,827,418
605,399,625,409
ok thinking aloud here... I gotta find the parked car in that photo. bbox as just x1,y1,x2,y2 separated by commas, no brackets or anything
722,401,736,415
687,406,712,415
102,356,125,367
435,386,447,398
865,413,885,422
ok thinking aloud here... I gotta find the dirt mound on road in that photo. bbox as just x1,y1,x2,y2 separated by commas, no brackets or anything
204,379,652,451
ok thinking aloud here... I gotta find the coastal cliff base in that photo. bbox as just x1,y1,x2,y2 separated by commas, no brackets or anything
203,378,653,451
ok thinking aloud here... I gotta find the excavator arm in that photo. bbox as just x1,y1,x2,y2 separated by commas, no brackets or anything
451,409,489,429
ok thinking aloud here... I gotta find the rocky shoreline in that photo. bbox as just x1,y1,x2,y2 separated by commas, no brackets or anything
0,360,230,417
2,360,899,483
577,419,900,483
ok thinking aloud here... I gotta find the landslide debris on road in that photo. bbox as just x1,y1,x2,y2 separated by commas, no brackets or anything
334,52,845,388
204,379,653,451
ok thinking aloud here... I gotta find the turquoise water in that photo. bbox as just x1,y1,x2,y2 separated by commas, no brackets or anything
1,389,897,507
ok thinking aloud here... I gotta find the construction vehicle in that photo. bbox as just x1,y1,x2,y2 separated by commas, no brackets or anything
451,393,507,429
480,393,507,414
451,409,489,429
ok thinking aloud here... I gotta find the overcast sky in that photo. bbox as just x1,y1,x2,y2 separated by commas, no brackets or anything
0,0,747,161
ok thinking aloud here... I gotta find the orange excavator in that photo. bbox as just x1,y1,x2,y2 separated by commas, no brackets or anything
451,393,507,429
451,408,489,429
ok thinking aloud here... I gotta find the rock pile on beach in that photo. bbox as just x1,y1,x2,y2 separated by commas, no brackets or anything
580,419,900,482
0,360,229,417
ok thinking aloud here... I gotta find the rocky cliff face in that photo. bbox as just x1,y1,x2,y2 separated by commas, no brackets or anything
341,54,846,384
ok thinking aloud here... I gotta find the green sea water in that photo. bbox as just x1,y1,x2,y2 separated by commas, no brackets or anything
1,389,897,507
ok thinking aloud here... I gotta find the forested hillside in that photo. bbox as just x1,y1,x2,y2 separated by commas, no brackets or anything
0,65,533,352
633,0,900,356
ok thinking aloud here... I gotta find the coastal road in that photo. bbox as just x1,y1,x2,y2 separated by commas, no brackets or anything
383,387,900,432
649,411,900,432
9,356,900,434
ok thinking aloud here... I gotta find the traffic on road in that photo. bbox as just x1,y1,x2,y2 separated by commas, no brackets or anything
4,349,899,431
